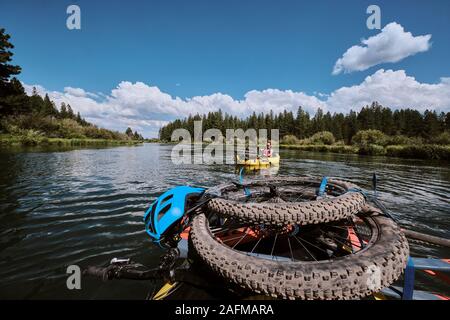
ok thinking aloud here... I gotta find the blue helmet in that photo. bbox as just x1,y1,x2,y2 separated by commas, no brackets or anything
143,186,205,245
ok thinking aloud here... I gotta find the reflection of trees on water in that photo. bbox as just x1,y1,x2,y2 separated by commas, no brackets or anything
0,151,27,256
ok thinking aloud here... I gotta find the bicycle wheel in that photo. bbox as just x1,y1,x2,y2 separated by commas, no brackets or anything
190,206,409,300
207,176,366,225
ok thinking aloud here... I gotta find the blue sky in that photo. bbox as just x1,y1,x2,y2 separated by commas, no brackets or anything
1,0,450,137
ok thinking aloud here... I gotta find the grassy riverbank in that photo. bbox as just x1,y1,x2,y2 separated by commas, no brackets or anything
281,143,450,160
0,133,142,147
151,139,450,160
280,130,450,160
0,115,144,148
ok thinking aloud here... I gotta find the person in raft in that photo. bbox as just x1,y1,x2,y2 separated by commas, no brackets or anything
262,140,273,157
244,145,251,161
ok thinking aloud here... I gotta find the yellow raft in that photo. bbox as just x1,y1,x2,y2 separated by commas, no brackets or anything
236,154,280,167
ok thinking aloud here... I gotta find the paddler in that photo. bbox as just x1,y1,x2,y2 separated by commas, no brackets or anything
262,140,273,157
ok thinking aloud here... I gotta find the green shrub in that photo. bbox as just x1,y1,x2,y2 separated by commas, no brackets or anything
2,123,21,135
0,115,131,142
19,129,44,146
387,135,423,146
352,130,387,147
40,137,49,145
97,128,114,140
386,144,450,160
82,125,128,140
34,116,60,135
57,119,85,138
430,131,450,145
307,131,335,145
358,144,386,156
281,144,357,154
281,134,301,145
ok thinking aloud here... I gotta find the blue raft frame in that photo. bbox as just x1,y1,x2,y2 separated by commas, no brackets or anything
380,257,450,300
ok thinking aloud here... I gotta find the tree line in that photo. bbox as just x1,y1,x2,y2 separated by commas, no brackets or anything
159,103,450,144
0,28,143,141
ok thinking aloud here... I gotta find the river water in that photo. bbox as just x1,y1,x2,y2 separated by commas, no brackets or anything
0,143,448,299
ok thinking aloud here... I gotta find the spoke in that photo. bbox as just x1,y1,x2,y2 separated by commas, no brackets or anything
337,237,362,250
323,232,359,253
291,185,316,202
211,227,231,235
297,235,330,254
293,235,317,261
291,194,311,202
323,231,362,249
287,237,295,261
212,222,248,234
245,192,271,203
250,237,263,254
327,225,349,231
232,228,250,249
211,227,226,234
222,234,249,243
270,233,278,260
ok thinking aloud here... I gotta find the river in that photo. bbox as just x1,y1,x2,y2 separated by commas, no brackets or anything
0,143,448,299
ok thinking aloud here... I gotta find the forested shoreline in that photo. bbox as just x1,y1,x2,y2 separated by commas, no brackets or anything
2,25,449,159
158,104,450,160
0,28,143,147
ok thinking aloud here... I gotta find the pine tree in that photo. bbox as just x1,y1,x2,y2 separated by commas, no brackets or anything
42,94,58,116
445,112,450,131
125,127,133,137
423,110,440,139
67,104,75,119
331,113,344,140
29,87,45,114
0,28,21,82
311,108,324,133
76,112,83,124
295,106,310,138
0,78,29,115
343,110,358,143
0,28,23,116
60,102,68,118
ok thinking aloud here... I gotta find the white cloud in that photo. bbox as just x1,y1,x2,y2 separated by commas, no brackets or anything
327,69,450,113
23,69,450,138
333,22,432,75
23,81,324,137
64,87,87,97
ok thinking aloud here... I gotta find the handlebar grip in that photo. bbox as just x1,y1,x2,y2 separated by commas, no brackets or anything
84,266,109,280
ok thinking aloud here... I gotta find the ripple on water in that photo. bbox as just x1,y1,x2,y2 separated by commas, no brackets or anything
0,145,448,299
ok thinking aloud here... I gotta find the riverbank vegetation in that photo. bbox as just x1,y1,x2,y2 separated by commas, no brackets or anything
0,133,141,147
0,28,143,147
281,130,450,160
159,106,450,160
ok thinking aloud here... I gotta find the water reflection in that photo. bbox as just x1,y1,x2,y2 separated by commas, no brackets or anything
0,143,448,299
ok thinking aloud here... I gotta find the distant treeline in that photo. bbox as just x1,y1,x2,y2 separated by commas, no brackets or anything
159,102,450,144
0,28,143,144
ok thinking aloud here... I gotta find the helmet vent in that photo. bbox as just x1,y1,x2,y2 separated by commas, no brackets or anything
157,203,171,222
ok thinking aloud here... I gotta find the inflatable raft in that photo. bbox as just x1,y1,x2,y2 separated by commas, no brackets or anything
236,154,280,167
